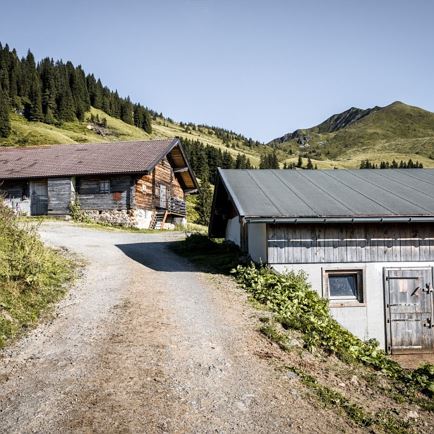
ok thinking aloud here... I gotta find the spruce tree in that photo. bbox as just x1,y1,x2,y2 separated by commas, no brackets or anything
196,175,213,226
0,87,11,138
25,77,43,121
297,155,303,168
306,157,314,169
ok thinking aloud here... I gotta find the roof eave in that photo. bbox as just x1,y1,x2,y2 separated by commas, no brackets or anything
244,216,434,224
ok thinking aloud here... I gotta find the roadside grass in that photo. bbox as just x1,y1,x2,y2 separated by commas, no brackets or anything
173,233,434,432
0,202,75,349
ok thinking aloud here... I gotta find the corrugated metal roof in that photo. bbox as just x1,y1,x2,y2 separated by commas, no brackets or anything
0,139,178,179
218,168,434,219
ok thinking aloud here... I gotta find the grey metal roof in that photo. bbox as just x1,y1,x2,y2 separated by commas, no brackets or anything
218,168,434,221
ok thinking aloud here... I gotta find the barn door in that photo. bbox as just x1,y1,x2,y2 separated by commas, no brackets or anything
30,181,48,215
159,184,167,209
385,268,433,354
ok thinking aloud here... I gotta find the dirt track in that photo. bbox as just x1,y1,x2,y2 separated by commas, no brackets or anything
0,222,356,433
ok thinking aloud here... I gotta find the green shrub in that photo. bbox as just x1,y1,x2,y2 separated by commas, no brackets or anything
0,200,74,347
232,264,434,397
68,199,91,223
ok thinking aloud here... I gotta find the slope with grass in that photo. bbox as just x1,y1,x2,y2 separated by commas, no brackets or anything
2,101,434,169
272,101,434,168
0,201,74,348
1,108,266,167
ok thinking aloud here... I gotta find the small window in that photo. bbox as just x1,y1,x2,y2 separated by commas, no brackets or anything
99,180,110,193
325,270,364,304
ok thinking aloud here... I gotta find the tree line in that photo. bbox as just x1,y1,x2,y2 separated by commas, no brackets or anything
260,152,317,169
360,159,423,169
180,138,252,184
0,43,152,138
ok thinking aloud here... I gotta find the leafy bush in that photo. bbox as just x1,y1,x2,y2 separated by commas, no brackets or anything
68,199,91,223
232,264,434,397
0,200,74,347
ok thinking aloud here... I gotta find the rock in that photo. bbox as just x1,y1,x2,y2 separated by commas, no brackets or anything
407,410,418,420
350,375,359,386
287,371,298,380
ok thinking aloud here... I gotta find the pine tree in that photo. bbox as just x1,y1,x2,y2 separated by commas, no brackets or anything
306,157,314,169
26,76,43,121
196,176,213,225
0,87,11,137
297,155,303,168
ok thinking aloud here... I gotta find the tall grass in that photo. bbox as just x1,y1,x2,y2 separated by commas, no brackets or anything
0,200,74,348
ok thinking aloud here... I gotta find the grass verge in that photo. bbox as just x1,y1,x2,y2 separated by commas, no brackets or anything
0,202,75,348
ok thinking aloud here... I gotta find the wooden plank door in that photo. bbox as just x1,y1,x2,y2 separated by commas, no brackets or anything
30,180,48,215
159,184,167,209
385,268,433,354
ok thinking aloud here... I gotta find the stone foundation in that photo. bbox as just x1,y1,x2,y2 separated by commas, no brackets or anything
82,209,154,229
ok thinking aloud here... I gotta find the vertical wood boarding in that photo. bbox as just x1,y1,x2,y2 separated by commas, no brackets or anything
267,223,434,264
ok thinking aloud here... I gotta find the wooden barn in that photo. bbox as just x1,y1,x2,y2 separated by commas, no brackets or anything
0,138,198,229
209,168,434,354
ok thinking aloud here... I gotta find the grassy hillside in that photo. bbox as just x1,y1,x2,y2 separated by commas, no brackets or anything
2,101,434,169
1,108,265,167
272,102,434,168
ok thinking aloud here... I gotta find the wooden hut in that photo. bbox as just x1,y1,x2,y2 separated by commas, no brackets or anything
0,138,197,229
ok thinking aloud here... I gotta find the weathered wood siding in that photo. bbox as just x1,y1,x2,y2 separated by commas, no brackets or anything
77,175,134,210
135,158,185,211
154,157,184,200
267,223,434,264
47,178,73,215
135,173,153,209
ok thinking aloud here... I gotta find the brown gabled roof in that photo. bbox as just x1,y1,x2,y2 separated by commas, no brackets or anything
0,139,181,179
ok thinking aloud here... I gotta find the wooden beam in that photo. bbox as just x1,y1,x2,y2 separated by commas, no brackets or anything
185,188,198,194
173,167,189,173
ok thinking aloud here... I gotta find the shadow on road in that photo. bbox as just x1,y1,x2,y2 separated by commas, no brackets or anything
115,241,195,272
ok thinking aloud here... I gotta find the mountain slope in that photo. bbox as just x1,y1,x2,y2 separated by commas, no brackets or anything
2,108,267,167
271,101,434,168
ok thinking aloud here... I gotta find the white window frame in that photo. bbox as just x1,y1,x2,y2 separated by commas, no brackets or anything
322,268,366,307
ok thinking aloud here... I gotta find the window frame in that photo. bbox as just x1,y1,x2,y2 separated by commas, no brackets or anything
323,268,366,307
98,179,110,194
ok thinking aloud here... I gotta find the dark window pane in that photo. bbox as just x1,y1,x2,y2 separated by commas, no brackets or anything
329,274,358,298
99,180,110,193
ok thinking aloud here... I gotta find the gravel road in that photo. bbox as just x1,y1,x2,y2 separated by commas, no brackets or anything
0,222,353,433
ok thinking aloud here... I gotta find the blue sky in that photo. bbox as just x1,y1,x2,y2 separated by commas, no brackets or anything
1,0,433,142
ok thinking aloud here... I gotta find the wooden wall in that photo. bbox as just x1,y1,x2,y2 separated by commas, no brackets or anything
135,157,185,211
77,175,134,211
267,223,434,264
48,178,73,215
